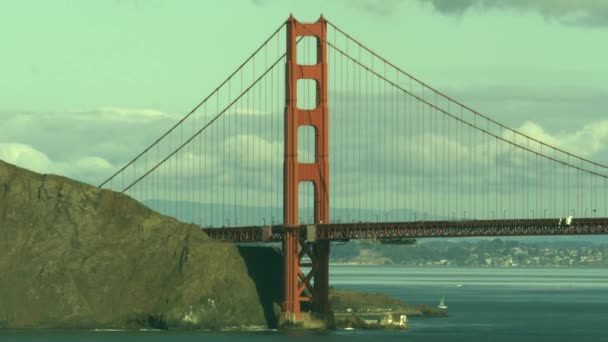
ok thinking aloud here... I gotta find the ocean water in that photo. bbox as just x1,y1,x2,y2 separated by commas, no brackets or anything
2,267,607,341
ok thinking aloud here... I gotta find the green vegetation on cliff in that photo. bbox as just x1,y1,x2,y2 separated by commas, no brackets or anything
0,160,267,329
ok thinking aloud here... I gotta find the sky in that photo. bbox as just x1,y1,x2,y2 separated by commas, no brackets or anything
1,0,607,219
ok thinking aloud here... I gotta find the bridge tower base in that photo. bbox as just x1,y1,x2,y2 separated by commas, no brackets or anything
282,15,331,322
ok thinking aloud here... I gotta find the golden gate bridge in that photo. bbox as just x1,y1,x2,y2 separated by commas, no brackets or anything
99,16,608,323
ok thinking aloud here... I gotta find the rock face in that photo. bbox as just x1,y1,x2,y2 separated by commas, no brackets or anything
0,160,267,329
237,246,284,328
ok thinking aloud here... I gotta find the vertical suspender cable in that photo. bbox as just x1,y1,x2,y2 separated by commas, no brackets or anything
443,95,446,218
175,119,178,219
461,106,464,219
251,56,255,225
499,134,502,218
417,98,420,218
215,91,219,226
487,121,490,218
552,149,556,218
447,101,452,219
508,132,512,218
186,109,190,222
469,111,472,218
364,46,368,220
563,154,567,217
472,112,476,219
346,39,351,220
356,46,365,222
394,69,397,216
259,46,264,225
197,109,201,226
422,87,425,218
409,78,412,220
237,64,242,224
340,38,344,220
156,142,159,217
167,123,171,218
494,122,497,218
204,102,208,226
448,101,452,219
145,151,148,210
383,61,388,214
580,160,583,217
594,165,597,216
377,59,381,217
226,78,231,225
567,155,570,216
191,110,195,226
434,92,438,218
540,145,543,217
245,68,250,225
526,139,529,218
180,116,183,221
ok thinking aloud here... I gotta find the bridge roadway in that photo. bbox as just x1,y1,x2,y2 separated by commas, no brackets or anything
202,218,608,242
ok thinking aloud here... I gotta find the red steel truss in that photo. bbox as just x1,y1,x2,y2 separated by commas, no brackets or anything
203,218,608,242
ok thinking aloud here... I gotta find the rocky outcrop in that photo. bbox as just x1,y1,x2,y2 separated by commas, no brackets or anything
0,160,266,329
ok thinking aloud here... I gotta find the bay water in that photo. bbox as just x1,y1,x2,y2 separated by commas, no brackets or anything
2,266,606,341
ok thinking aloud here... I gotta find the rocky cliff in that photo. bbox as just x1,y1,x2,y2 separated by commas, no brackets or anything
0,160,267,329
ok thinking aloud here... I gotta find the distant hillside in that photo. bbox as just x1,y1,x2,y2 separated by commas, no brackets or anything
0,160,268,329
331,239,608,267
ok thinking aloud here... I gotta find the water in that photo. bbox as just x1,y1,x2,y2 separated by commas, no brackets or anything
332,266,608,341
2,267,607,341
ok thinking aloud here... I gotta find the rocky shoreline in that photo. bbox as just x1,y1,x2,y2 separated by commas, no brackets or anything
330,289,447,317
330,289,446,329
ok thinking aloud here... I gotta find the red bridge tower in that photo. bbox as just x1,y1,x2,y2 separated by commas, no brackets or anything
283,15,331,321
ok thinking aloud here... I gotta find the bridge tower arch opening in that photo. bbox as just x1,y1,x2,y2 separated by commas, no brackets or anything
283,14,331,321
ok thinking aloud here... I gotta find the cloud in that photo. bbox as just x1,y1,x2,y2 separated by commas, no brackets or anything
74,107,172,122
2,99,606,222
348,0,608,26
514,120,608,159
0,107,181,183
0,142,116,183
0,143,53,174
222,134,283,167
233,107,271,116
417,0,608,27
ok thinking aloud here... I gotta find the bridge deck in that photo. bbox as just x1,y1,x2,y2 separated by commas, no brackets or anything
202,218,608,242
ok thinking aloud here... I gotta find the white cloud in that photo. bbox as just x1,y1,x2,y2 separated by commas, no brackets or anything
222,134,283,167
514,120,608,158
2,101,606,213
0,143,53,174
233,107,271,116
0,142,116,184
74,107,174,122
0,107,182,180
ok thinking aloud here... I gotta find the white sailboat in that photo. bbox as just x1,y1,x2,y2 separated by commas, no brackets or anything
438,293,448,310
